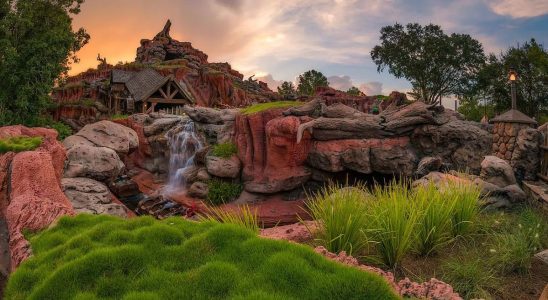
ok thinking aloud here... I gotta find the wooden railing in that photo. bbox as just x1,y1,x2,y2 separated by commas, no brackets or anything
158,106,185,115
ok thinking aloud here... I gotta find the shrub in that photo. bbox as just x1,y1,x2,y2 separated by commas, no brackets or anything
240,101,302,115
200,205,260,233
447,182,481,236
442,256,496,299
207,179,243,206
5,214,399,300
366,182,420,268
110,114,129,120
81,99,96,107
50,122,72,140
211,142,238,158
0,136,43,153
306,184,371,256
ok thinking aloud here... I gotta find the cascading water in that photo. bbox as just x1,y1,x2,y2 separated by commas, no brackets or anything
163,120,204,194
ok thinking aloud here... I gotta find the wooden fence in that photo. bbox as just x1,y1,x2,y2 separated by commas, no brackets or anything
158,106,185,116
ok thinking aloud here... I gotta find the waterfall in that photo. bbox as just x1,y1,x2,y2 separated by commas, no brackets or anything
164,120,203,193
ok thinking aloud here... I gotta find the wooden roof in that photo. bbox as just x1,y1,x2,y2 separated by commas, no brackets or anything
490,109,537,125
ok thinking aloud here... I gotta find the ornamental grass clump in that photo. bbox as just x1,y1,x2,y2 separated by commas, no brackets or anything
206,179,243,206
199,205,260,233
5,214,399,300
446,181,482,237
0,136,43,153
442,256,497,299
306,184,371,256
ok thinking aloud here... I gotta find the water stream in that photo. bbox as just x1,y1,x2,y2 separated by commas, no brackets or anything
163,120,203,194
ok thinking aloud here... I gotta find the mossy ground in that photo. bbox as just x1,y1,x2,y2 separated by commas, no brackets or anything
5,214,398,300
0,136,43,153
211,142,238,158
240,101,302,115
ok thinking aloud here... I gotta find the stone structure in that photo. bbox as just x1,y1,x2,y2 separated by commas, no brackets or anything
491,109,540,181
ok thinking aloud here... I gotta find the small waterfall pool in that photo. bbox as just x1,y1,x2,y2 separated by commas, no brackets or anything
163,120,204,194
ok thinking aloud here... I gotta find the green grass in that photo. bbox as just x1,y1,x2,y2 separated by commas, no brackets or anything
200,205,260,233
110,114,129,120
240,101,303,115
0,136,43,153
441,256,496,299
306,185,372,256
50,122,73,140
207,179,243,206
5,214,399,300
211,142,238,158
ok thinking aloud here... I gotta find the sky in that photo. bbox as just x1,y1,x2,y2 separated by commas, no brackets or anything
71,0,548,98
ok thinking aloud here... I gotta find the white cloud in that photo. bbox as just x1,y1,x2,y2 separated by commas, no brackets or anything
327,75,354,91
488,0,548,18
359,82,383,95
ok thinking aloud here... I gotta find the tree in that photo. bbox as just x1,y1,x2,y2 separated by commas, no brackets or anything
457,96,495,122
346,86,363,96
0,0,89,125
297,70,329,96
277,81,296,98
474,39,547,119
370,23,485,104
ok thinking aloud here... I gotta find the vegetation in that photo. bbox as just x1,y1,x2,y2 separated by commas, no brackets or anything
240,101,302,115
441,256,496,299
50,122,73,140
371,23,485,104
0,136,43,153
0,0,89,126
110,114,129,120
207,179,243,206
200,205,260,233
6,214,399,299
457,96,495,122
277,81,297,98
211,142,238,158
296,70,329,96
346,87,363,96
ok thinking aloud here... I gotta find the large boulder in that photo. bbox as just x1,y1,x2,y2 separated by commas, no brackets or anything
75,120,138,155
64,144,125,181
511,128,542,181
480,156,516,188
206,155,241,178
62,178,128,217
415,156,442,178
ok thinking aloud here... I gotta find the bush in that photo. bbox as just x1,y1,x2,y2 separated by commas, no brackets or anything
5,214,399,300
211,142,238,158
50,122,73,140
110,114,129,120
306,184,371,256
207,179,243,206
442,256,496,299
0,136,43,153
240,101,302,115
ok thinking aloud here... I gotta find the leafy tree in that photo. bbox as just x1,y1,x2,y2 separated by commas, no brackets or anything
371,23,485,104
277,81,296,98
457,96,495,122
0,0,89,125
296,70,329,96
347,86,363,96
474,39,547,119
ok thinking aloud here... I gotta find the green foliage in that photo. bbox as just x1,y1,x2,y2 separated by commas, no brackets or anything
306,184,372,256
81,98,96,107
448,182,481,237
346,87,363,96
296,70,329,96
240,101,302,115
457,96,495,122
0,136,43,153
442,256,496,299
371,23,485,104
200,205,260,233
110,114,129,120
207,179,243,206
474,39,547,119
50,122,73,140
0,0,90,126
211,142,237,158
5,214,399,300
277,81,297,98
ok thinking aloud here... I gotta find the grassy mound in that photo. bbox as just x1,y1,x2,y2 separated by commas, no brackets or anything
240,101,302,115
211,142,238,158
5,214,398,300
207,179,243,206
0,136,43,153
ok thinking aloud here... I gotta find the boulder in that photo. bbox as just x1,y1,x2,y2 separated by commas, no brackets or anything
534,249,548,265
143,117,182,137
206,155,241,178
63,135,95,150
511,128,542,181
64,144,125,181
307,140,371,173
62,177,128,217
183,106,223,124
480,156,516,188
415,156,442,178
75,120,138,155
370,137,417,176
187,181,208,199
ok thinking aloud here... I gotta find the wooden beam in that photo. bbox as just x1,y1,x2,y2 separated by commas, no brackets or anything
159,86,169,99
166,82,171,97
147,98,189,104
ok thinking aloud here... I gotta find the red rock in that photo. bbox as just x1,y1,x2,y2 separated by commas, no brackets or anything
221,196,310,227
313,86,405,113
260,221,317,242
235,109,312,194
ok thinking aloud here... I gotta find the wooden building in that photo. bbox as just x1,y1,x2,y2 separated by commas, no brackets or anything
110,68,194,114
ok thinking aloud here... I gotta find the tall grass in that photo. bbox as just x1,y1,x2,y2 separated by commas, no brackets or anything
442,256,496,299
367,182,420,268
306,184,371,256
199,205,260,233
447,182,482,236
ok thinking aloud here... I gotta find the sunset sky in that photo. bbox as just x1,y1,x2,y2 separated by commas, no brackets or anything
71,0,548,96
